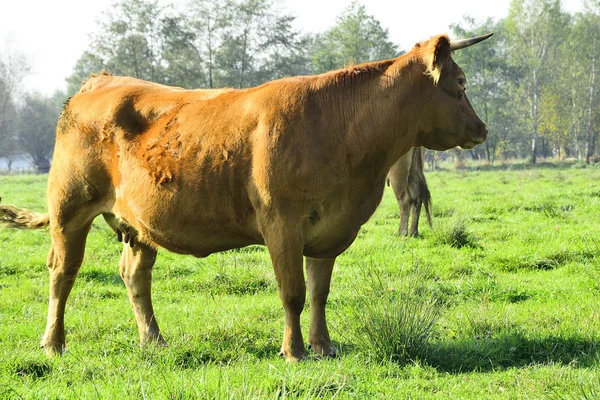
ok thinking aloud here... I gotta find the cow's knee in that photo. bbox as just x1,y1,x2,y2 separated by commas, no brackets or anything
281,291,305,315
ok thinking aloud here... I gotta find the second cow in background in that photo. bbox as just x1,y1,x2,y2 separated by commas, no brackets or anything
387,147,432,237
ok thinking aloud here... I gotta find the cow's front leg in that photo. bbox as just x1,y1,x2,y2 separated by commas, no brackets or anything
306,257,337,357
264,226,306,362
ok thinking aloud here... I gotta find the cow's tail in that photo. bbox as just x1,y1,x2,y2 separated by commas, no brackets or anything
411,148,433,228
0,199,50,229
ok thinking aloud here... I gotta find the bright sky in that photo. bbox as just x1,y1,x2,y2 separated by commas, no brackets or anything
0,0,585,96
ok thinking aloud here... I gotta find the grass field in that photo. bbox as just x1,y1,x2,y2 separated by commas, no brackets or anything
1,162,600,399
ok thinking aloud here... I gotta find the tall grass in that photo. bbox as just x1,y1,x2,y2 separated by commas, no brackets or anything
432,215,479,249
337,264,443,364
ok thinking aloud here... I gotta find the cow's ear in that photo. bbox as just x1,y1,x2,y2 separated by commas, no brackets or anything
424,35,452,85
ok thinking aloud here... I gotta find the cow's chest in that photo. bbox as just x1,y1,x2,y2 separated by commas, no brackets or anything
303,180,386,258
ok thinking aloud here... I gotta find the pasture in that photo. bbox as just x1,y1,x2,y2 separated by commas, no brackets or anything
1,162,599,398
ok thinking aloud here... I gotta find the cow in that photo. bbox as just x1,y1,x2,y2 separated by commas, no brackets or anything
0,33,491,362
387,147,432,237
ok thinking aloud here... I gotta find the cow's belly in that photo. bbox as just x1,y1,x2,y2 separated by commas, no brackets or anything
114,206,262,257
147,228,261,257
111,182,262,257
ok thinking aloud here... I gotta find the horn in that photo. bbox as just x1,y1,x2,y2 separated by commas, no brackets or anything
450,33,494,51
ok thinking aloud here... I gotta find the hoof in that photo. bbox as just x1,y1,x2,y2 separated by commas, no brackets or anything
285,353,307,363
40,341,66,357
279,348,307,362
308,342,337,358
142,334,168,347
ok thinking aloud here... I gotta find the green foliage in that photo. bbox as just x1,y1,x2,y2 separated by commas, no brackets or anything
65,0,310,91
14,92,64,172
66,51,106,96
94,0,165,81
504,0,571,163
0,50,30,165
451,18,512,164
310,1,398,73
211,0,309,88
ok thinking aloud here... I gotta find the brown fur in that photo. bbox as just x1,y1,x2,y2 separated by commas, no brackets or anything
0,34,488,361
387,148,432,237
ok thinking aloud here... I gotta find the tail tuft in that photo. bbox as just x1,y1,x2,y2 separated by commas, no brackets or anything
0,201,50,229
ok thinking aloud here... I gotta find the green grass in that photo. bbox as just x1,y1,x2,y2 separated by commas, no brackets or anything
1,164,600,398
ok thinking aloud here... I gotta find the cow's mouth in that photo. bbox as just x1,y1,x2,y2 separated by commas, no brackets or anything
458,140,478,150
460,128,487,149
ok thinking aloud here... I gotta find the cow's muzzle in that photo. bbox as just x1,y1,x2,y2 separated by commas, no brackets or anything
459,124,488,150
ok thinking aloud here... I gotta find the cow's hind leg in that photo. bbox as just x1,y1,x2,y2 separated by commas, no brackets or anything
119,242,165,345
409,201,422,237
42,223,92,355
398,195,411,237
306,257,337,357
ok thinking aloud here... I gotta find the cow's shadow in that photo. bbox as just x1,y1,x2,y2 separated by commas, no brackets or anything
420,332,599,372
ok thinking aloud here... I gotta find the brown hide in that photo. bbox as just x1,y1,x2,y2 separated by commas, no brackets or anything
0,34,489,362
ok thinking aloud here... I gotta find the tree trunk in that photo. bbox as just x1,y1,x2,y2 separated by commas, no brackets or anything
586,30,598,164
239,27,249,89
207,17,214,89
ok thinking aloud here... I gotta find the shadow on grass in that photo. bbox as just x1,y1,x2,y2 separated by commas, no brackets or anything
423,333,599,373
172,341,281,368
13,360,52,379
495,249,599,272
78,269,123,286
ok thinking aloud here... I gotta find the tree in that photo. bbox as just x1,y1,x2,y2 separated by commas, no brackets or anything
451,17,511,164
185,0,233,88
310,1,398,73
66,51,105,96
99,0,165,81
160,14,207,88
538,84,571,157
214,0,307,88
574,0,600,162
15,93,63,172
67,0,167,91
0,48,30,168
0,73,18,169
503,0,570,163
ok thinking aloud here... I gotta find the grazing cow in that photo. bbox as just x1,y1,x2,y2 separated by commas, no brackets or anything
387,147,432,237
0,33,491,362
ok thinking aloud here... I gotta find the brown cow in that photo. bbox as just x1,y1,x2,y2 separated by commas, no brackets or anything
0,33,491,362
388,147,432,237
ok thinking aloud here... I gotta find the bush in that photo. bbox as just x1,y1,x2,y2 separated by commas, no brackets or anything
432,216,480,249
337,264,443,364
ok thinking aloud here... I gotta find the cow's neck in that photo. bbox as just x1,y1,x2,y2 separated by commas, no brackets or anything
313,58,427,179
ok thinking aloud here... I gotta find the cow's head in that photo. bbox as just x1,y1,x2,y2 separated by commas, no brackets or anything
412,33,492,151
